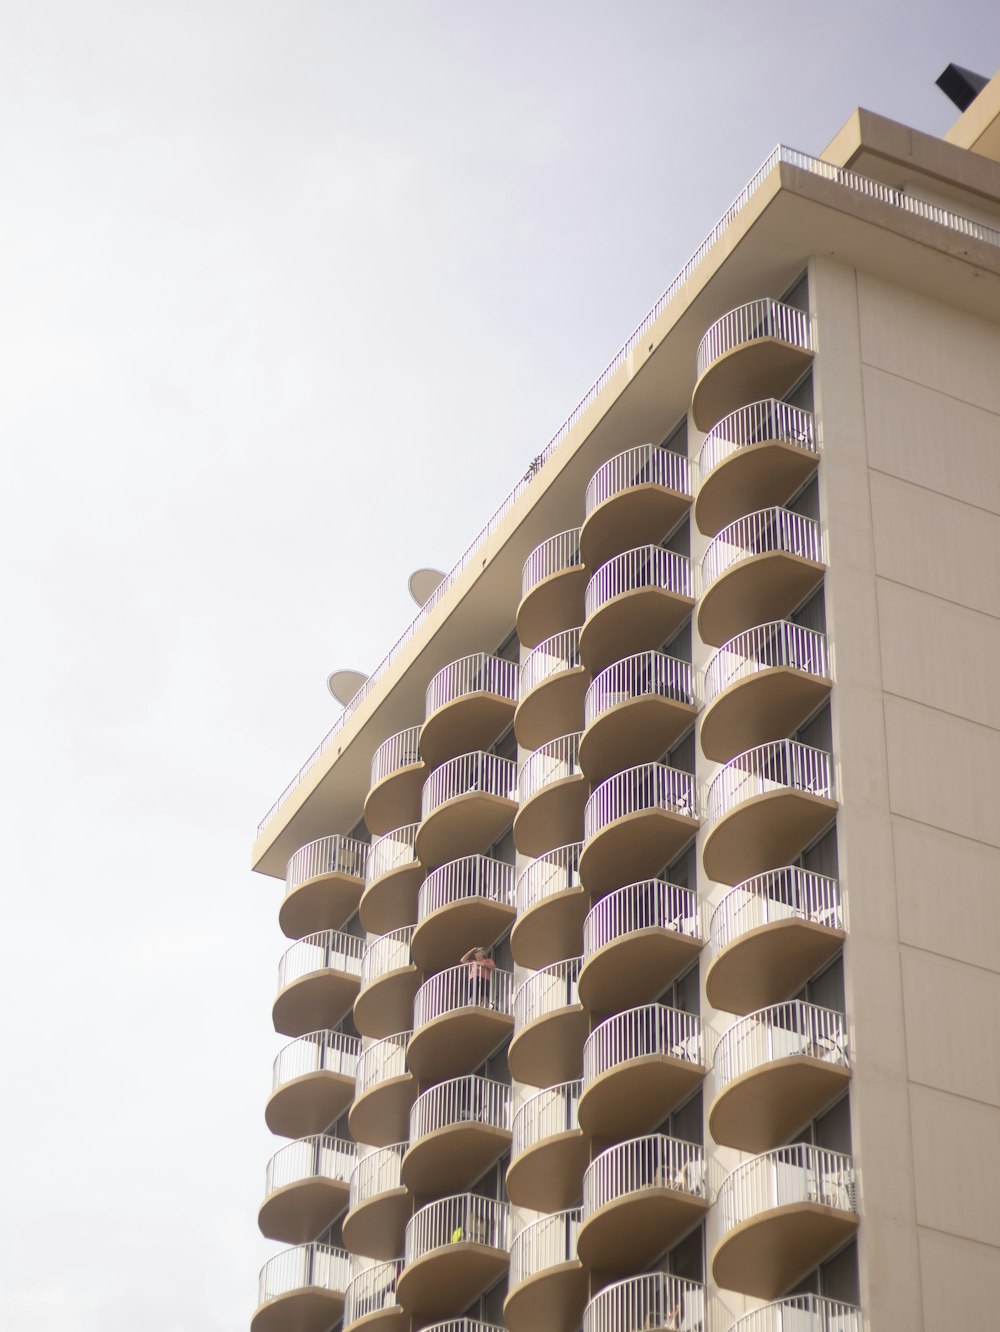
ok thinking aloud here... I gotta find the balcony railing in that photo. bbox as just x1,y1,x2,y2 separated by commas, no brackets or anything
413,963,514,1028
705,740,834,827
696,298,813,379
715,1000,849,1089
718,1144,857,1233
257,1243,352,1305
513,958,581,1031
421,752,517,819
585,545,694,618
583,880,700,958
264,1135,356,1198
584,1004,702,1085
520,628,582,699
509,1208,581,1287
286,835,369,897
704,621,828,705
418,855,514,919
585,763,697,837
425,654,518,719
355,1033,411,1098
349,1142,405,1211
511,1080,581,1160
702,508,822,592
272,1030,360,1092
360,926,415,991
518,732,582,804
583,1134,705,1216
410,1075,511,1141
277,930,364,991
515,843,582,917
698,398,816,481
422,1321,505,1332
726,1295,862,1332
710,869,843,957
585,444,692,517
522,529,583,598
583,1272,705,1332
405,1194,510,1261
344,1259,404,1327
585,650,694,725
366,825,419,886
371,726,422,788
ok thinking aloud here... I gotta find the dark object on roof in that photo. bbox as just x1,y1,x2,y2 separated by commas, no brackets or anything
936,63,990,112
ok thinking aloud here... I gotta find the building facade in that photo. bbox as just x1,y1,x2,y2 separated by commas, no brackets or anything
249,74,1000,1332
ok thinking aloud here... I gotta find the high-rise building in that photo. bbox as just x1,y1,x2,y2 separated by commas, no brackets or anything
249,69,1000,1332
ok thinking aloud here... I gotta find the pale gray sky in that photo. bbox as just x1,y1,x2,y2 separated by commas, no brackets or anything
0,2,995,1328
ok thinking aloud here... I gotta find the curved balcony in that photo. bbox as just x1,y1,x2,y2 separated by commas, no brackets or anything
403,1075,511,1195
266,1030,360,1139
701,621,831,763
423,1323,504,1332
343,1260,407,1332
696,399,819,538
703,740,837,887
514,733,588,857
698,508,824,648
397,1195,510,1318
408,963,514,1081
505,1209,587,1332
360,825,423,937
583,1272,705,1332
691,297,814,432
579,1004,703,1139
581,444,693,572
344,1145,409,1261
507,1080,587,1212
580,651,697,783
273,930,364,1038
579,880,702,1013
421,654,518,767
726,1295,862,1332
415,751,517,869
713,1145,858,1299
516,628,588,752
411,854,515,973
349,1033,418,1148
366,727,426,837
707,869,845,1015
580,545,695,674
252,1243,351,1332
509,958,587,1088
517,529,588,649
355,927,421,1040
258,1135,356,1244
579,1134,707,1271
511,842,589,971
279,835,369,940
580,763,698,898
711,1001,849,1152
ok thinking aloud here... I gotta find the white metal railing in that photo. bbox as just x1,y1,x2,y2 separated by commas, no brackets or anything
420,751,517,819
412,962,514,1029
727,1294,862,1332
585,763,697,839
404,1194,510,1262
354,1032,411,1099
260,145,1000,836
425,653,518,720
272,1030,360,1092
522,528,583,599
360,926,415,992
696,297,813,379
509,1208,581,1288
698,398,817,481
257,1243,352,1306
418,854,514,922
513,958,582,1032
701,507,823,592
365,823,419,888
710,868,843,958
515,842,582,917
585,650,694,727
277,930,364,993
714,1000,849,1090
511,1080,581,1160
583,1134,706,1218
583,880,701,961
704,621,828,706
349,1143,405,1213
370,726,422,790
264,1135,357,1198
585,443,692,519
717,1144,857,1235
285,835,369,897
705,740,834,828
585,545,694,619
583,1004,702,1086
344,1259,404,1327
520,628,582,699
421,1322,505,1332
410,1075,511,1143
583,1272,705,1332
518,732,583,804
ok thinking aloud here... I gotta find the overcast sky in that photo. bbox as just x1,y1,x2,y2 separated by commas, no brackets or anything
0,2,996,1329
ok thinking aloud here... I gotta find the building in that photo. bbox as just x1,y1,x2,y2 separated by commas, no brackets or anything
249,68,1000,1332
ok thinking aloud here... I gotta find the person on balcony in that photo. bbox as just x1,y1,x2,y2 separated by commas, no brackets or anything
461,946,495,1006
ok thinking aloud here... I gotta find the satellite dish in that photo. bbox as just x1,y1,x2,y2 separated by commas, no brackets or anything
327,668,369,705
408,567,446,607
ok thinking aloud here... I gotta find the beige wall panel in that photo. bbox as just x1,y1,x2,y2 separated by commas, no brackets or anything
901,950,1000,1107
862,364,1000,515
918,1229,999,1332
909,1083,1000,1246
893,817,1000,973
869,471,1000,619
883,696,1000,849
857,272,1000,415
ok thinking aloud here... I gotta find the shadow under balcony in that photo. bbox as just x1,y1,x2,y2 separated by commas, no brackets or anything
579,763,698,898
397,1195,510,1319
579,650,697,784
252,1243,351,1332
517,529,588,649
403,1075,511,1195
514,733,588,858
410,855,515,974
580,444,693,572
507,1080,588,1214
355,927,421,1040
420,654,518,768
509,959,588,1087
515,629,589,752
365,727,426,838
415,751,517,869
265,1030,360,1139
505,1209,587,1332
273,930,364,1038
360,825,423,937
580,545,695,675
407,964,514,1081
510,843,590,972
258,1135,356,1245
343,1145,409,1261
279,835,369,940
343,1260,407,1332
348,1033,418,1148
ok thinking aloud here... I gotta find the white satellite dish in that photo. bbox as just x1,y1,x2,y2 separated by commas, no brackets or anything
327,668,369,705
408,567,446,607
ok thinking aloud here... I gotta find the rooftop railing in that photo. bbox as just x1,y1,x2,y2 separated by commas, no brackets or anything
585,443,692,517
272,1030,360,1092
515,842,582,917
583,1134,705,1218
701,507,822,592
285,835,369,897
425,653,518,719
349,1142,405,1211
709,868,843,958
257,1243,352,1306
513,958,582,1032
277,930,364,992
584,545,694,619
518,732,583,805
714,1000,849,1090
704,621,828,706
344,1259,404,1328
511,1079,581,1160
583,1004,702,1086
365,824,419,887
704,740,834,828
585,650,695,726
418,854,514,920
412,963,514,1029
698,398,816,481
370,726,422,789
404,1194,510,1262
717,1144,857,1234
583,879,700,960
509,1208,581,1287
583,1272,705,1332
410,1075,511,1142
521,528,583,599
264,1135,356,1198
420,751,517,820
360,926,415,992
355,1032,411,1098
520,628,582,699
696,297,813,379
584,763,697,840
726,1294,862,1332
